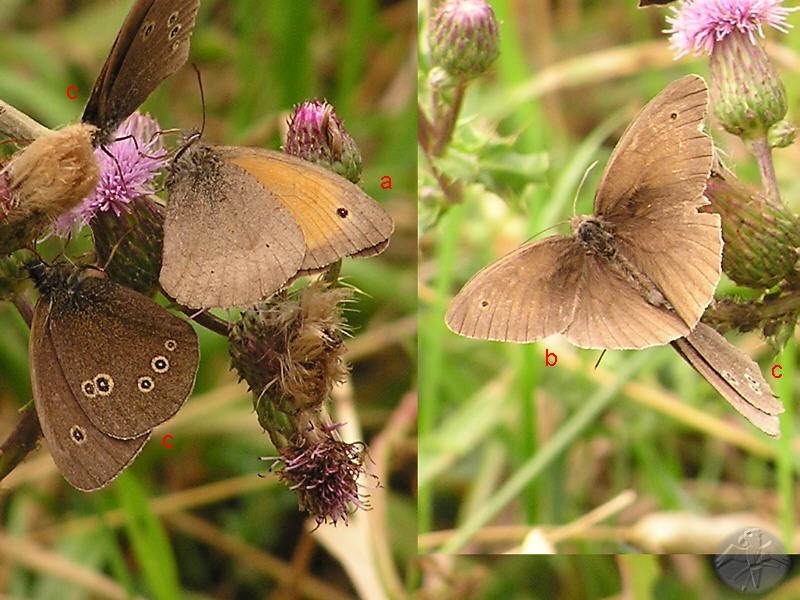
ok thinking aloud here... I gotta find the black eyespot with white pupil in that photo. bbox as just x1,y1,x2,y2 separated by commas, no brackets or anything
669,111,678,120
142,21,155,39
167,10,179,27
169,24,182,40
94,374,114,396
138,376,154,393
82,380,96,398
151,356,169,373
165,339,178,352
336,207,348,218
70,425,87,444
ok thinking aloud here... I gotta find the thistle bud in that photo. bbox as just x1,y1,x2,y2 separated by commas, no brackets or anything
768,118,797,148
709,30,787,139
91,195,164,296
0,168,41,255
228,284,351,419
284,100,362,183
429,0,500,79
704,165,800,288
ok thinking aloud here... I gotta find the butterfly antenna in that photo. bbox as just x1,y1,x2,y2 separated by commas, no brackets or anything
191,64,206,137
572,160,599,216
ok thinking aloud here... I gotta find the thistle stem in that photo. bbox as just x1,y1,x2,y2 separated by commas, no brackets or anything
0,98,50,141
0,295,41,486
432,77,467,156
748,135,782,208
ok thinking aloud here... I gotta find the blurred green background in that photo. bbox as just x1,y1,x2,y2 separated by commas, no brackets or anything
419,0,800,564
0,0,416,598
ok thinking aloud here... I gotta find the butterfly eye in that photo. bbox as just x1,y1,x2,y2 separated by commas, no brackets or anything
165,339,178,352
141,21,155,40
69,425,87,444
151,356,169,373
81,380,97,398
137,376,155,393
94,374,114,396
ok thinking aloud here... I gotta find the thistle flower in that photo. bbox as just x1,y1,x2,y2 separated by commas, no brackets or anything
228,284,351,415
666,0,796,138
429,0,500,79
284,100,362,183
228,283,370,524
666,0,795,57
261,428,371,527
57,112,166,234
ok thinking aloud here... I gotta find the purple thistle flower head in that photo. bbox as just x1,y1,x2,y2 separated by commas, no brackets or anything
263,433,372,527
284,99,363,183
666,0,798,58
56,112,166,235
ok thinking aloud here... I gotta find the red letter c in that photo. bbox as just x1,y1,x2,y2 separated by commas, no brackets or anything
67,85,78,99
163,434,173,448
772,365,782,379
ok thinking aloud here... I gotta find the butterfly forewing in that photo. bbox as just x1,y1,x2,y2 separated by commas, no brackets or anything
593,75,720,329
225,147,395,271
82,0,200,141
446,237,582,342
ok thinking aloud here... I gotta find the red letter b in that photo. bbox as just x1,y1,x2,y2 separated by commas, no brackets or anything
545,348,557,366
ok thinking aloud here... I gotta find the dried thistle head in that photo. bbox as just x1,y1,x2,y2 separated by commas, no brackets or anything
228,283,352,419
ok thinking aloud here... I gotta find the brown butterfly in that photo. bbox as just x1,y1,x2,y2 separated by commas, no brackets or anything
160,141,394,309
446,75,721,350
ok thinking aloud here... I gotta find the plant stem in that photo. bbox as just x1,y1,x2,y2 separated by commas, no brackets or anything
432,77,467,156
748,135,782,207
0,98,50,141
